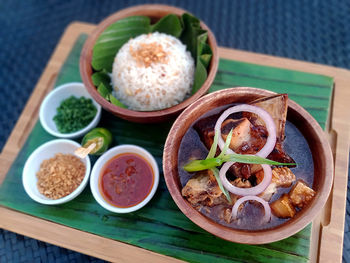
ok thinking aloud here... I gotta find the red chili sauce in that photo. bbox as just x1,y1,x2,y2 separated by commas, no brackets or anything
99,153,154,208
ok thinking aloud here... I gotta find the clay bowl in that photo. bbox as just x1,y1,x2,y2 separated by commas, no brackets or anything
163,87,333,244
80,4,218,123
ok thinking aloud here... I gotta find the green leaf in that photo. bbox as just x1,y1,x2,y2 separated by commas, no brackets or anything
197,32,208,54
92,71,112,90
192,58,207,94
108,94,127,108
180,13,206,59
211,168,232,204
200,54,212,68
151,14,183,37
92,16,151,71
180,18,213,95
97,83,111,99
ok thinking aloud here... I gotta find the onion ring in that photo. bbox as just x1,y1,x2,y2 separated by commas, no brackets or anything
214,104,276,158
231,195,271,223
219,162,272,196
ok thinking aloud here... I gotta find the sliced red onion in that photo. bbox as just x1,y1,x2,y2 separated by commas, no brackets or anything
231,195,271,223
219,162,272,196
214,104,277,158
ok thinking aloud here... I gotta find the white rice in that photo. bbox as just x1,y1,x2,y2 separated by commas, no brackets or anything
111,32,195,111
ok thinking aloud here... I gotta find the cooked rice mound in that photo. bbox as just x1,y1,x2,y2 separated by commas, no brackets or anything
111,32,195,111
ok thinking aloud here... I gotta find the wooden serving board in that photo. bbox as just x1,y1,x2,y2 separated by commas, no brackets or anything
0,22,349,263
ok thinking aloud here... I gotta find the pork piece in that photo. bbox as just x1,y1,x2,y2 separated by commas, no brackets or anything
193,112,223,156
182,170,229,207
256,167,296,187
270,194,296,218
221,118,252,151
232,177,251,188
226,143,296,179
193,94,295,178
223,207,233,224
194,117,254,156
182,172,252,208
221,178,252,224
244,94,288,141
256,167,296,202
272,167,296,187
289,180,315,208
267,142,296,167
259,183,277,202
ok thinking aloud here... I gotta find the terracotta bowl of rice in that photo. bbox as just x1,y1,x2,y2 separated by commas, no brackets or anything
80,4,218,123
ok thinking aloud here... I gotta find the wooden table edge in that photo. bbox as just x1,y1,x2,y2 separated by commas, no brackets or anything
0,21,349,263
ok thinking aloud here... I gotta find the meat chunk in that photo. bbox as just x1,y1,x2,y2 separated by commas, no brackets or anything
181,171,254,209
256,167,295,186
182,170,229,207
223,207,233,223
258,183,277,202
267,142,296,166
221,118,252,151
272,167,296,187
245,94,288,141
270,194,296,218
232,177,251,188
255,169,264,184
256,167,295,201
193,113,222,156
289,180,315,208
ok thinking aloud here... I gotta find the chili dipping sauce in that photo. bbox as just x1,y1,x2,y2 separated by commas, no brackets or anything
99,153,154,208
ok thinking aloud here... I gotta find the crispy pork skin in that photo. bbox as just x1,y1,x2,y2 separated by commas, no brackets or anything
289,180,315,208
182,170,229,207
270,194,296,218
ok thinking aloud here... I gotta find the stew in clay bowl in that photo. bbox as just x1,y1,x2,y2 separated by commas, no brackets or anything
163,87,333,244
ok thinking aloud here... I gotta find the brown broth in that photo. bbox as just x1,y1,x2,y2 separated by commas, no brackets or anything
178,105,314,230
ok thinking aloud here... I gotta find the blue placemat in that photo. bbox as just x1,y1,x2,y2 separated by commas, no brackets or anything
1,0,349,262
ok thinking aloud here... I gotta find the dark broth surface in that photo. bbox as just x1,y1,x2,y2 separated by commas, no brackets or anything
178,105,314,230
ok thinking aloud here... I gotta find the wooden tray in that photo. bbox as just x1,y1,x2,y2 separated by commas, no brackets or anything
0,22,349,263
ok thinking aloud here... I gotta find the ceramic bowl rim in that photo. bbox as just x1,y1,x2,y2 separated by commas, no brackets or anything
90,144,159,213
22,139,91,205
39,82,102,139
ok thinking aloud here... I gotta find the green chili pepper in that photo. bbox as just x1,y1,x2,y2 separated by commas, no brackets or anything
81,127,112,155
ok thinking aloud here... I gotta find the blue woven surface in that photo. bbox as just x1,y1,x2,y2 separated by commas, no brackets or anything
0,0,349,262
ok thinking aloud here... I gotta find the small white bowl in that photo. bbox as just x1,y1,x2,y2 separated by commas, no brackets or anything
90,145,159,213
22,139,91,205
39,82,102,139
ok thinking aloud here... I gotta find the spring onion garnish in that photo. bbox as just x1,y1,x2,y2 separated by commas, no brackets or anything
211,167,232,204
205,129,232,203
183,153,296,172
